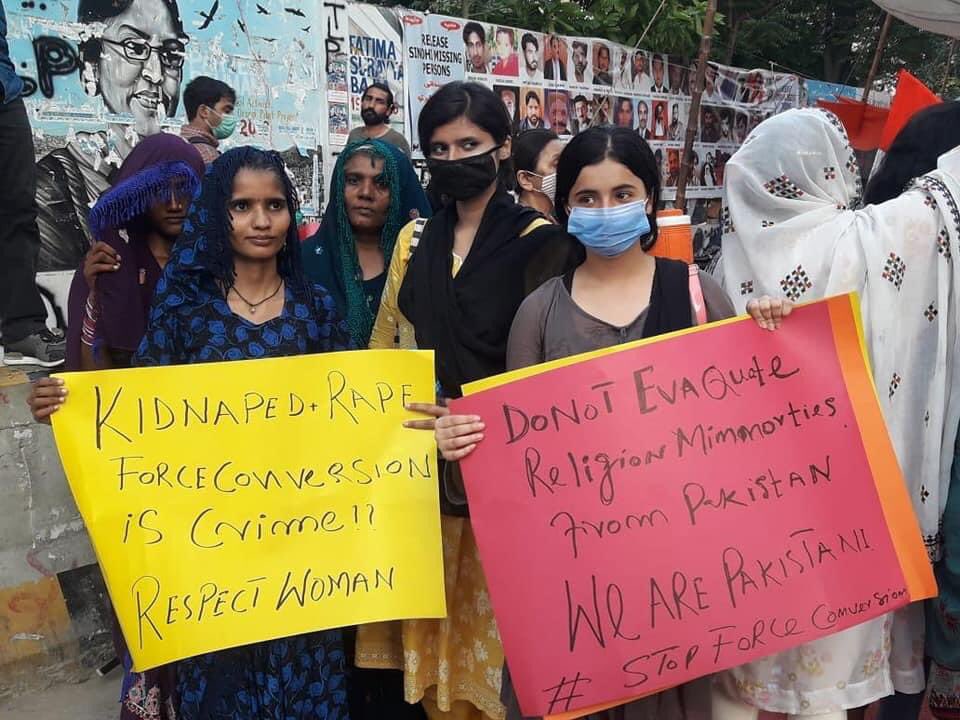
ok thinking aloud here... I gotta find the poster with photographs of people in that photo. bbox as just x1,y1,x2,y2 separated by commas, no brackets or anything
595,50,801,198
6,0,802,335
400,12,800,192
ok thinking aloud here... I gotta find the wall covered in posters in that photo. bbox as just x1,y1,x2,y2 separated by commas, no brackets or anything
398,8,801,200
10,0,326,278
347,4,405,143
8,0,802,325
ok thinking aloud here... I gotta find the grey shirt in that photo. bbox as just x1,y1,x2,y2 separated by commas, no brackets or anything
346,125,411,157
506,270,736,369
498,268,733,719
444,268,736,509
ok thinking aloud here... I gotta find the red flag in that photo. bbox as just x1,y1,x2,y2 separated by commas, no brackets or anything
817,98,889,150
816,70,940,151
879,69,941,150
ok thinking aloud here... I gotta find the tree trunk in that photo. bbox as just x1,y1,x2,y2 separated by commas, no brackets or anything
675,0,717,209
724,0,738,65
820,4,860,84
725,19,740,65
942,39,957,95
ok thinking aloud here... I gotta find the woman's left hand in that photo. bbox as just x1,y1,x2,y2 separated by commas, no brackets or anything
436,414,485,462
747,296,793,331
403,402,450,430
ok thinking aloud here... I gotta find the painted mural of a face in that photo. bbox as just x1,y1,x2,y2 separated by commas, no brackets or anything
80,0,186,135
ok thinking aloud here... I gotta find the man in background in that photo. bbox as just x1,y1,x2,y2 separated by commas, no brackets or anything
347,81,411,157
615,97,634,129
547,90,571,135
491,27,518,76
499,86,519,129
631,50,652,93
521,33,541,81
572,94,590,133
593,44,613,87
703,62,722,101
637,100,651,139
651,54,669,93
544,35,566,81
668,102,684,140
571,41,590,84
519,90,543,131
0,2,64,366
464,23,487,73
180,75,236,165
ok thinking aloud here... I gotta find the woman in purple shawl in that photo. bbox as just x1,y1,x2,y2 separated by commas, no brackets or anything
28,132,204,720
68,133,206,370
30,132,204,412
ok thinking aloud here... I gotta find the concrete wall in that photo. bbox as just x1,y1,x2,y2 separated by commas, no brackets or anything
0,367,113,702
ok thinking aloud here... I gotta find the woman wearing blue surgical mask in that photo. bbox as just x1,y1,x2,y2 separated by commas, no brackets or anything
435,126,785,719
513,128,562,221
502,126,737,375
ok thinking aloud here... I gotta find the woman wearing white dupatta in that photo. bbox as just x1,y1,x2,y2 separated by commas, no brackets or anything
719,107,960,716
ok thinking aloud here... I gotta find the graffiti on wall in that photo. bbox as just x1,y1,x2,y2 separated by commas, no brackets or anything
9,0,326,278
6,0,805,331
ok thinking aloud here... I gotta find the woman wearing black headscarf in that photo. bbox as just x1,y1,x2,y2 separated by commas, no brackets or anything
355,81,581,720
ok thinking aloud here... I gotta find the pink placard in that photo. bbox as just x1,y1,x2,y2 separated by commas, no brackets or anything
452,297,934,718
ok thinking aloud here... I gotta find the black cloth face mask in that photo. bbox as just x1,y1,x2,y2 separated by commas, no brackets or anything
426,145,502,201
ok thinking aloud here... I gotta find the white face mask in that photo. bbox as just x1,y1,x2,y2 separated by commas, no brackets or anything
523,172,556,204
538,173,557,204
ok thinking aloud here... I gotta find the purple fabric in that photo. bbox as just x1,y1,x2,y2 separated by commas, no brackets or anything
66,134,204,368
64,269,88,371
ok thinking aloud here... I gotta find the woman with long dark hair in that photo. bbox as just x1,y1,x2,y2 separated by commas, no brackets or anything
134,146,353,719
29,132,206,720
863,101,960,206
512,128,562,221
355,81,580,720
302,139,431,718
434,125,740,719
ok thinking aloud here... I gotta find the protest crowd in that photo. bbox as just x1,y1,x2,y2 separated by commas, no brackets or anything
2,1,960,719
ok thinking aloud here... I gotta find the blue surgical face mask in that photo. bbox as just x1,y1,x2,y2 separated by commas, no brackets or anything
567,200,651,257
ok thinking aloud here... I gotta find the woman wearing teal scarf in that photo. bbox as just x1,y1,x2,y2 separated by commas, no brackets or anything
302,139,431,346
302,139,431,718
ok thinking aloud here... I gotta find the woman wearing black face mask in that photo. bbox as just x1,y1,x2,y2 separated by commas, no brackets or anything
356,81,581,720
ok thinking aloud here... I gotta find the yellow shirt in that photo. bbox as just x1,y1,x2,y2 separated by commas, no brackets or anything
368,216,550,350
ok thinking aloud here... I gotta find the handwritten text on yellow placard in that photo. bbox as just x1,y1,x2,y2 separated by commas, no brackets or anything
51,350,445,670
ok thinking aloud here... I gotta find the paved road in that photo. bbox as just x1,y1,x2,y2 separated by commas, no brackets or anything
0,673,117,719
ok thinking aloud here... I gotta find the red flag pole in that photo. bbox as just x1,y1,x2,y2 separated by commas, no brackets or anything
862,12,894,107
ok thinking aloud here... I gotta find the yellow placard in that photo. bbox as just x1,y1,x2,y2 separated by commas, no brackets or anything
50,350,445,670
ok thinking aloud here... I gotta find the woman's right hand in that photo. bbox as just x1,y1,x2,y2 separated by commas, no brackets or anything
83,241,120,292
435,414,486,462
27,377,67,425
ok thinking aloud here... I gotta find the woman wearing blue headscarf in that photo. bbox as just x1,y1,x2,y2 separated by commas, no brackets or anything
135,146,353,719
301,139,431,347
